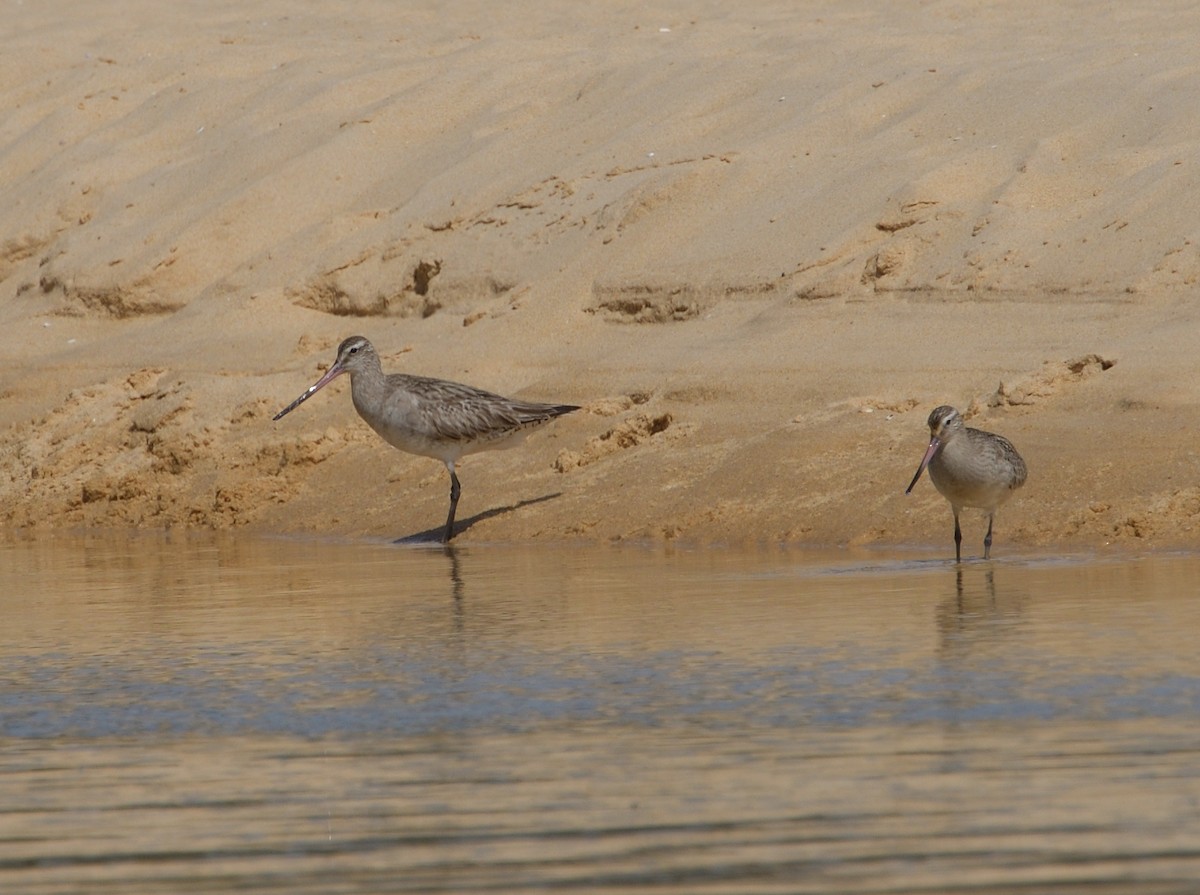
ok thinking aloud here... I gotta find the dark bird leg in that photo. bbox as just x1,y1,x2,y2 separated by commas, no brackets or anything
444,466,461,543
983,513,994,560
953,510,963,563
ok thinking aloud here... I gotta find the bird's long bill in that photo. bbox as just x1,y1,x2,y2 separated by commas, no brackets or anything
272,362,346,421
905,437,940,494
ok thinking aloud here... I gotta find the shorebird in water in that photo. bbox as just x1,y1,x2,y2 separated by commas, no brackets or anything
906,405,1027,562
274,336,580,542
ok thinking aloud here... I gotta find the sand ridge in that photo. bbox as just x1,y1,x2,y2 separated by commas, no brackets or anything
2,1,1200,549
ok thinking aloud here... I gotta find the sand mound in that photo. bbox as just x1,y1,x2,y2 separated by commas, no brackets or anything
4,2,1200,548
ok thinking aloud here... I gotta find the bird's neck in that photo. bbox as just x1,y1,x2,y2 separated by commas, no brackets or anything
348,359,388,413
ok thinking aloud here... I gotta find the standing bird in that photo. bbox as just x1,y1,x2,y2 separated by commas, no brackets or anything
274,336,580,542
906,405,1027,562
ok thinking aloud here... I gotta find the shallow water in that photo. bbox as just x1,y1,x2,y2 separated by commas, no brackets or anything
2,534,1199,894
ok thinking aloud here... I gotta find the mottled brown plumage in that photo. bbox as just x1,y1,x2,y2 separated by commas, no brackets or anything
274,336,579,542
906,405,1027,561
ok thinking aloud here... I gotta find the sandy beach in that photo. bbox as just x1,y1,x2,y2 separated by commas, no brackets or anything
3,0,1200,550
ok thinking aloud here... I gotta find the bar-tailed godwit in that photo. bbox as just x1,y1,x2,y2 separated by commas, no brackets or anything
274,336,579,542
906,405,1027,561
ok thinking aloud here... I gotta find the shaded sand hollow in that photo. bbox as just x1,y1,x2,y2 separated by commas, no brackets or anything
3,1,1200,550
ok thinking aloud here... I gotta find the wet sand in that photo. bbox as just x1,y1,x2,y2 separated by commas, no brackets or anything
3,2,1200,548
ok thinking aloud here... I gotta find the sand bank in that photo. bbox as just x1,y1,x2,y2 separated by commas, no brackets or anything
3,1,1200,549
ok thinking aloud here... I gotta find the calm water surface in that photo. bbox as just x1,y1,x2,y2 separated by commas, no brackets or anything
1,533,1199,893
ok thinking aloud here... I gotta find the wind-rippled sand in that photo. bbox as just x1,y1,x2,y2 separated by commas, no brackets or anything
3,2,1200,548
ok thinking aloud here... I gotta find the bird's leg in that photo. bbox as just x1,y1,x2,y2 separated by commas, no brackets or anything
443,465,461,543
983,513,994,560
953,510,962,563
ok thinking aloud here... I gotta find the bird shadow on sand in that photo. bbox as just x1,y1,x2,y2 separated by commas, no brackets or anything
392,492,565,545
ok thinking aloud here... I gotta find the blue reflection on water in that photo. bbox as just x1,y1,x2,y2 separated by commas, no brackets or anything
5,641,1199,740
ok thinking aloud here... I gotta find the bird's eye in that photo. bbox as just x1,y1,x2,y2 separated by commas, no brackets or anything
349,345,359,354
